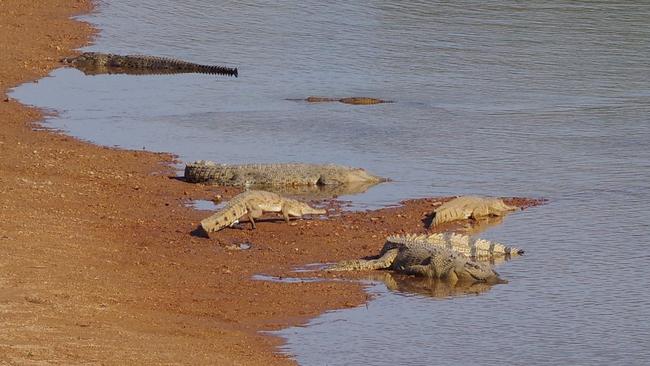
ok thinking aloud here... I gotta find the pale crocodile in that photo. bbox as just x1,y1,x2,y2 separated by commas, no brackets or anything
287,96,392,105
185,161,386,188
61,52,238,77
328,236,503,283
200,190,326,234
431,196,519,227
388,233,524,259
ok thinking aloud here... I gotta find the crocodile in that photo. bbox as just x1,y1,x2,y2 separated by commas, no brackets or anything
61,52,238,77
387,233,524,259
431,196,519,227
287,96,392,105
200,190,326,234
185,161,386,188
328,236,502,283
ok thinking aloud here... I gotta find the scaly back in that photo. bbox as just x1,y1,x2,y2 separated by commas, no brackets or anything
380,240,499,281
184,160,384,186
386,233,524,258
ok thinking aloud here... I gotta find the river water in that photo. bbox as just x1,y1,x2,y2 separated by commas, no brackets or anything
11,1,650,365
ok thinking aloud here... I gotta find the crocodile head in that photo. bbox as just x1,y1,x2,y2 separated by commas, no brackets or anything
60,52,110,67
284,199,326,217
317,168,387,185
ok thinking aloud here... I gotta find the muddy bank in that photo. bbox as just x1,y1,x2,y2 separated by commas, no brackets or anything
0,1,542,364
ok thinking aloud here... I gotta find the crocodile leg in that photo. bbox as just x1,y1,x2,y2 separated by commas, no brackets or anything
281,206,291,223
247,214,256,229
245,204,263,230
328,249,399,271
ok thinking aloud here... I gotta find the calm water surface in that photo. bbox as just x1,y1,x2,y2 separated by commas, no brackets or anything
12,1,650,365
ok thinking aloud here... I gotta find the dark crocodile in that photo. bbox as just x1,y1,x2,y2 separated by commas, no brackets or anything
184,161,386,187
287,96,393,105
328,235,504,283
61,52,238,77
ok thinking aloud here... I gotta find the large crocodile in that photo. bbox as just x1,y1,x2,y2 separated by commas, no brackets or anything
200,190,326,234
185,161,386,188
61,52,238,77
388,233,524,259
287,96,393,105
431,196,519,227
328,235,503,283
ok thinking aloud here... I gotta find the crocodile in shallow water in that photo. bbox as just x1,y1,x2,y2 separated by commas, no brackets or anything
287,96,392,105
185,161,386,188
61,52,238,77
387,233,524,259
328,235,503,283
200,190,325,234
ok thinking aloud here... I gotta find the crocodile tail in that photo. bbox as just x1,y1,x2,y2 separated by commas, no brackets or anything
161,57,237,76
185,161,219,183
203,64,238,77
200,198,248,233
447,233,524,256
124,55,238,76
431,207,465,227
200,206,238,233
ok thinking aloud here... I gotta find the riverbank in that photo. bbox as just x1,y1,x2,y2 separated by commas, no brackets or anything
0,1,540,364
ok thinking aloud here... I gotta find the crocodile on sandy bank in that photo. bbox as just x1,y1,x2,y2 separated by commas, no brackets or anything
185,161,386,188
200,190,326,234
287,96,393,105
431,196,519,227
61,52,238,77
328,234,504,283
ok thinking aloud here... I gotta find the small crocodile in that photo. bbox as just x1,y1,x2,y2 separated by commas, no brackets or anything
200,190,326,234
287,96,392,105
61,52,238,77
185,161,386,187
431,196,519,227
328,236,502,283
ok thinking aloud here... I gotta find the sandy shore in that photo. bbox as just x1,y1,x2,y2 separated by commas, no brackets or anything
0,1,541,364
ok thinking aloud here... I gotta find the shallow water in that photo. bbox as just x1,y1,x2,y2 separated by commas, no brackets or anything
11,1,650,365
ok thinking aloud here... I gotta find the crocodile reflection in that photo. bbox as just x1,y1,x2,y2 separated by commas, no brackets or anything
262,180,381,200
365,272,503,299
456,215,506,236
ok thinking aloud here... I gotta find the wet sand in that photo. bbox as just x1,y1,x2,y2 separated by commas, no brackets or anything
0,1,540,364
